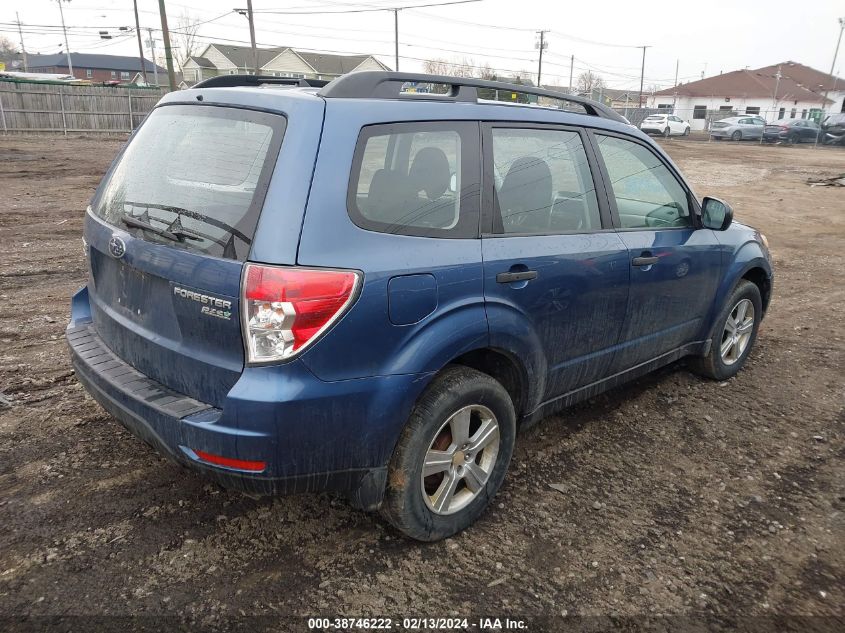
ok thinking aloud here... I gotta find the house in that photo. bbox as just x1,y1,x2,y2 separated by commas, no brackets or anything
649,61,845,130
26,53,165,84
180,43,390,86
594,88,641,109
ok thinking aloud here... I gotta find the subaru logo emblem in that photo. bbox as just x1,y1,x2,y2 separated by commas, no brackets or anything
108,235,126,259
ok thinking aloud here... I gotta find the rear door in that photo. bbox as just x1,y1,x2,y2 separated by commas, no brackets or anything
750,117,766,137
85,104,291,407
590,131,722,371
480,123,630,399
669,116,684,135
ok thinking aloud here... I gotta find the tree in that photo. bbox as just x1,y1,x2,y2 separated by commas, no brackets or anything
575,70,605,95
173,11,201,68
423,57,475,78
0,36,20,66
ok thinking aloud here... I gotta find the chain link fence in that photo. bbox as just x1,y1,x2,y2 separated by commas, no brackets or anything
610,105,843,147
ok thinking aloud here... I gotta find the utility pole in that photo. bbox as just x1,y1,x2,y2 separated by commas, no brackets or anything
535,30,548,86
772,64,782,113
55,0,74,78
830,17,845,76
132,0,147,84
15,12,28,72
145,28,159,86
246,0,259,75
638,45,650,107
822,17,845,116
393,9,399,71
157,0,177,91
569,54,574,93
673,58,679,110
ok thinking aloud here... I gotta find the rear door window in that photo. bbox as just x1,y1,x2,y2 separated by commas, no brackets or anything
92,105,286,261
348,121,480,238
489,127,602,234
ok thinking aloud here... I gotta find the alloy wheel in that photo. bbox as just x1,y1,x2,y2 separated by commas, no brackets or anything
421,405,500,515
720,298,755,365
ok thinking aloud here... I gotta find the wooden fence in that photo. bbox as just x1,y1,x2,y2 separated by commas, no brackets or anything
0,80,167,135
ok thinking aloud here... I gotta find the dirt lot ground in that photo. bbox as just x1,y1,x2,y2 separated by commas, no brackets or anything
0,135,843,631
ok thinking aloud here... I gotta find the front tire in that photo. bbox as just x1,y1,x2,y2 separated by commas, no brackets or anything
663,127,671,137
684,126,690,136
381,366,516,541
731,130,742,141
690,280,762,381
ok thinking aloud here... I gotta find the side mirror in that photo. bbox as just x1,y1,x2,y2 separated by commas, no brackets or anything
701,196,733,231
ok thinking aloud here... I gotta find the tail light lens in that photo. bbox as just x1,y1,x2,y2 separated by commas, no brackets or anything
242,264,360,363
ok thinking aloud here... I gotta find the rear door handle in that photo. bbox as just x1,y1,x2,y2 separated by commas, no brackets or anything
496,270,538,283
632,256,659,267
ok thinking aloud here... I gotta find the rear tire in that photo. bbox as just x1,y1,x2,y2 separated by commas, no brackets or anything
731,130,742,141
789,133,801,145
689,280,762,381
381,366,516,541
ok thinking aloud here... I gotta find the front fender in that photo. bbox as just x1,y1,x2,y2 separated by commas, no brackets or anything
704,237,773,338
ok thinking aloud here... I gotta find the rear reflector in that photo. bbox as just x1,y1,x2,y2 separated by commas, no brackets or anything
242,264,360,363
193,449,266,473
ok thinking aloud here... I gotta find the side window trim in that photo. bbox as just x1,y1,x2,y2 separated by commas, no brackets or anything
346,120,482,239
480,121,614,237
585,128,701,231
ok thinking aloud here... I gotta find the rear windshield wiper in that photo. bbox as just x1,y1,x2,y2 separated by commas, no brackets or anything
124,201,251,244
121,215,201,243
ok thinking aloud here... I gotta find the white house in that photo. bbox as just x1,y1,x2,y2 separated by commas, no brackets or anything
181,44,390,87
648,61,845,130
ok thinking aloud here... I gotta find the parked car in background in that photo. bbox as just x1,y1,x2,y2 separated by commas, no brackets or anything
710,116,767,141
67,72,773,541
821,112,845,145
762,118,821,144
640,113,691,137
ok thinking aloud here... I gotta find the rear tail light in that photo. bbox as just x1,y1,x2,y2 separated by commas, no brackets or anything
242,264,360,363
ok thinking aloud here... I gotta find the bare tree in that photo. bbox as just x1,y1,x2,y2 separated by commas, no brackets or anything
576,70,605,94
477,61,496,81
423,56,497,80
173,11,201,68
0,36,19,66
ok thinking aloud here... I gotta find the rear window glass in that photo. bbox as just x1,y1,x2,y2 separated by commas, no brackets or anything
347,121,480,238
92,105,285,261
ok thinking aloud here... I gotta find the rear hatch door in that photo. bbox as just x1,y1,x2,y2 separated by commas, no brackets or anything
84,101,298,407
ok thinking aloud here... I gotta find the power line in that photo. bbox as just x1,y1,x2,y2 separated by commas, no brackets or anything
246,0,481,15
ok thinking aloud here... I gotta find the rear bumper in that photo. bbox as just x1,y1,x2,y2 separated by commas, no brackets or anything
762,131,788,141
68,287,429,509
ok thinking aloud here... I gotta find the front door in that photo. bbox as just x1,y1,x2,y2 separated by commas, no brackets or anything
481,124,630,402
591,132,722,371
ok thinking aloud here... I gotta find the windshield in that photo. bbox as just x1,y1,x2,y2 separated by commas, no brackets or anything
92,104,286,261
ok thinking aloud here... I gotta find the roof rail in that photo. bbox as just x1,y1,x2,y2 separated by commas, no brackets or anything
193,75,330,89
318,71,625,122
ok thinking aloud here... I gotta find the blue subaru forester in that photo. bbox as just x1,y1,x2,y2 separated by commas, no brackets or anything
67,72,773,541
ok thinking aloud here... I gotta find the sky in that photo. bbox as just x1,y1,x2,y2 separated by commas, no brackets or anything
1,0,843,91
